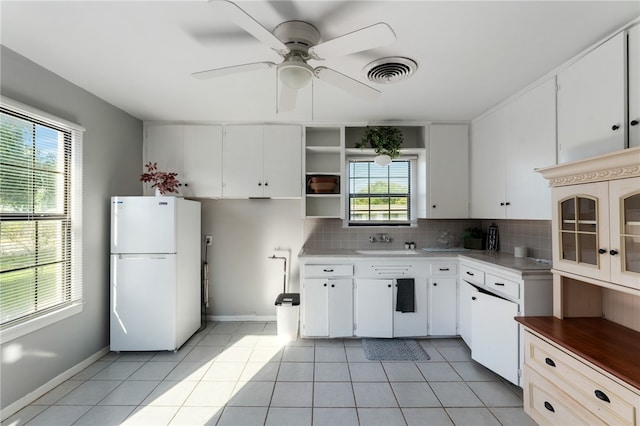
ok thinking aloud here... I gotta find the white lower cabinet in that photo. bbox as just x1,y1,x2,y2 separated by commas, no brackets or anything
459,258,552,386
428,277,457,336
301,263,354,338
471,290,519,385
355,279,394,338
302,278,353,337
458,281,477,348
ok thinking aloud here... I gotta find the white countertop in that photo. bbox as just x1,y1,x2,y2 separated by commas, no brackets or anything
298,248,552,274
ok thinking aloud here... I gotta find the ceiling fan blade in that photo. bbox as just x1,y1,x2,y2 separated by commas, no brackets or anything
278,82,298,112
192,61,275,79
315,67,380,101
208,0,290,55
308,23,396,60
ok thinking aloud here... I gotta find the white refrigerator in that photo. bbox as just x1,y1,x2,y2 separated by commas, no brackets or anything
110,196,201,351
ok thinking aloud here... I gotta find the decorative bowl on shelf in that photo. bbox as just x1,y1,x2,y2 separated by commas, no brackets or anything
308,176,338,193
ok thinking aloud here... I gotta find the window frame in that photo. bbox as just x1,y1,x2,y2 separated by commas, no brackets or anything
0,97,84,342
345,156,418,227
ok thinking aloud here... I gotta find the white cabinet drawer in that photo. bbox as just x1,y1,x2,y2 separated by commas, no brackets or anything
524,365,602,425
304,264,353,277
430,263,458,275
460,264,485,286
486,273,519,300
525,332,640,425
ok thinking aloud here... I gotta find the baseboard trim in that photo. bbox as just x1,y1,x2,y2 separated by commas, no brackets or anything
1,346,110,421
208,315,276,322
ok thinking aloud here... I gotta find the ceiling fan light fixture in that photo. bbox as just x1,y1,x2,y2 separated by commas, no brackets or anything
278,61,314,89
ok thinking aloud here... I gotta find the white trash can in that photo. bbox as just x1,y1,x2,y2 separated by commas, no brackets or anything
275,293,300,342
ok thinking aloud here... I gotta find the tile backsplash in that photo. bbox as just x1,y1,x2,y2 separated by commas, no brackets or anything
303,218,552,261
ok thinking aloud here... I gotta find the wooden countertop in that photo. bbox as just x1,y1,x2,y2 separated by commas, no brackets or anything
515,316,640,391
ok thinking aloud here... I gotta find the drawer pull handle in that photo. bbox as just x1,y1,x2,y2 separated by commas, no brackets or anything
323,268,334,272
466,271,474,276
595,390,610,403
494,282,505,286
544,357,556,367
439,268,450,271
544,401,555,412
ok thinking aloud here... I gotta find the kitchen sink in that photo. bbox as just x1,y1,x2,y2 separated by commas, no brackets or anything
355,249,421,255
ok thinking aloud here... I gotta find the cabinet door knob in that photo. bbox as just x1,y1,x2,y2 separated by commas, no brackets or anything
544,357,556,367
609,249,619,256
598,248,607,254
432,204,437,208
612,124,620,131
505,202,511,206
544,401,555,412
631,119,639,126
331,284,335,288
258,182,262,186
433,282,438,286
471,296,476,301
323,283,327,287
264,182,268,186
594,390,610,403
387,284,392,288
500,202,505,206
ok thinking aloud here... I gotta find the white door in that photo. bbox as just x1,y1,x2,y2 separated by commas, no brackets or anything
504,78,556,220
223,125,263,197
355,279,393,338
393,278,427,337
145,125,184,196
471,291,520,385
263,125,302,198
629,25,640,148
110,254,176,351
557,32,626,163
302,279,329,337
110,196,176,254
470,108,507,219
609,177,640,289
429,124,469,219
183,125,223,198
458,281,478,348
328,279,353,337
429,277,457,336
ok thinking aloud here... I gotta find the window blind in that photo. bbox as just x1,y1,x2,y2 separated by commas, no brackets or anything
348,159,411,224
0,99,83,331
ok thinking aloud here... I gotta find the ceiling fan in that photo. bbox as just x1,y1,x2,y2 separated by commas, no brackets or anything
192,0,397,112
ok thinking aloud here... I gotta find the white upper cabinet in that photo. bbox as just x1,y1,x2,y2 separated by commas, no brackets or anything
557,32,626,163
183,125,223,198
223,124,302,198
629,25,639,148
144,124,222,197
428,124,469,218
470,78,556,219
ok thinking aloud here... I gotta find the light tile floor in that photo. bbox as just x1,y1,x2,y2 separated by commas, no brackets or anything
4,322,536,426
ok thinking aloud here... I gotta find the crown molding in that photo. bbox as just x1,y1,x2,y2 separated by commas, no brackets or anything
536,147,640,187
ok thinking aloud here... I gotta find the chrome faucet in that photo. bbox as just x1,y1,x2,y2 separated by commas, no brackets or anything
369,233,392,243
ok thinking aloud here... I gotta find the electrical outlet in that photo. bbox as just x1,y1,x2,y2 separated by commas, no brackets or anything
205,235,212,246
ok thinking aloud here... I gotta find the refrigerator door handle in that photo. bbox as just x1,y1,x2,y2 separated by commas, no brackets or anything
117,254,167,260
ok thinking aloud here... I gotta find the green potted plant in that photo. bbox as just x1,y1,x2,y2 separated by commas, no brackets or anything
140,161,180,195
463,227,484,250
356,126,404,166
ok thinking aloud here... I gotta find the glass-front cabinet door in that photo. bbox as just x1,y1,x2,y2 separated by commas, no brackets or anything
610,177,640,289
552,182,610,281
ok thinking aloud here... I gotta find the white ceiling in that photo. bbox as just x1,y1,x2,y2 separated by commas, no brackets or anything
1,1,638,123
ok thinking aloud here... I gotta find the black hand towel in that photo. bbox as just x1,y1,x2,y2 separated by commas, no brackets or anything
395,278,415,313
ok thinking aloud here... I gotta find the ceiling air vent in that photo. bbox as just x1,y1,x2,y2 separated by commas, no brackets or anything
363,57,417,84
